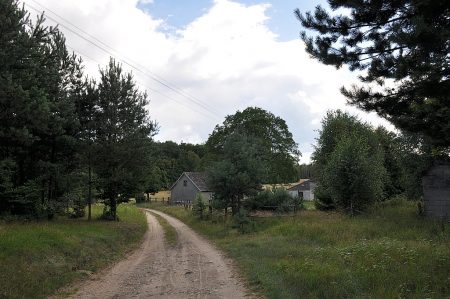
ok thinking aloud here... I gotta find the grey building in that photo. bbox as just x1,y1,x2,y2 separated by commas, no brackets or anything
287,179,317,201
423,161,450,220
170,172,213,205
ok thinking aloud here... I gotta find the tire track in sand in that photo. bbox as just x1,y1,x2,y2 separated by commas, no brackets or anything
68,209,255,299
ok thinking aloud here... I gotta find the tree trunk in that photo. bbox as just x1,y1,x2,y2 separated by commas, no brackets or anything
231,196,238,215
111,196,117,220
88,151,92,221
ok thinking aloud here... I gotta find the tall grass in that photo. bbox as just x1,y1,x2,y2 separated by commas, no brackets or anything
0,204,147,299
141,201,450,298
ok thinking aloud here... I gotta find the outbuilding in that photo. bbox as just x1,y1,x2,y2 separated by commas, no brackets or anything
422,161,450,220
287,179,317,201
170,172,213,205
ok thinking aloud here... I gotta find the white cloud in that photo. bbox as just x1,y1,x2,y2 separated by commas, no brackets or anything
23,0,394,163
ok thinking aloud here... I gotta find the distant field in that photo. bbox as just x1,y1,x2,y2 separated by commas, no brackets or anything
149,190,171,201
0,204,147,299
142,201,450,298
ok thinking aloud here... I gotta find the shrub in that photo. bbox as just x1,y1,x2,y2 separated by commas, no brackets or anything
233,208,253,233
245,188,301,213
193,194,207,220
324,135,385,215
273,188,296,213
135,193,146,204
244,190,271,210
313,185,335,211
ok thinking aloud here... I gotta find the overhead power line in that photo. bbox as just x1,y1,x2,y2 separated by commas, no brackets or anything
24,0,222,121
63,44,218,121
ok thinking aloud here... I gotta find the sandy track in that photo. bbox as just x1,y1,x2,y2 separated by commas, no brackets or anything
69,209,253,299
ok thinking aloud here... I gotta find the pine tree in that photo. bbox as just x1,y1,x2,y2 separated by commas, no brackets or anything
296,0,449,147
207,133,267,216
93,59,157,220
0,0,85,216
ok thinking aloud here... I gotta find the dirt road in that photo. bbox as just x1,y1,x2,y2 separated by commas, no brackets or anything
69,209,253,298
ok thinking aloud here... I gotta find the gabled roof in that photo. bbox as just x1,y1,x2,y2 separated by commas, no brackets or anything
170,172,210,192
287,179,316,191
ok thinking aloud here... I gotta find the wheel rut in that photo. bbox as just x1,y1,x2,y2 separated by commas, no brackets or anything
68,209,255,299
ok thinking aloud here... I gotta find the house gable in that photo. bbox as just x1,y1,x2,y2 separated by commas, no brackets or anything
170,172,211,204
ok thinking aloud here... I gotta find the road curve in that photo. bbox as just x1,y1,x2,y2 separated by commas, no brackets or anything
69,209,254,299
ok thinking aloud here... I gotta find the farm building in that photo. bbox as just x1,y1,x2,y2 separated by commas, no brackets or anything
170,172,213,205
422,161,450,220
287,179,317,201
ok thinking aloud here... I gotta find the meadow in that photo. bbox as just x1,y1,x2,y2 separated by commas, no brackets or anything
141,200,450,298
0,204,147,299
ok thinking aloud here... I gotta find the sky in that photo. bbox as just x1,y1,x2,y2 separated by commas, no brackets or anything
22,0,393,163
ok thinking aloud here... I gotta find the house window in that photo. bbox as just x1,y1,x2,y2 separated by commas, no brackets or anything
183,180,187,187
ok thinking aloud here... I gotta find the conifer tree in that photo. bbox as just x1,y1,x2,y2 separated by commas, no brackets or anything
0,0,85,216
296,0,449,147
93,59,157,220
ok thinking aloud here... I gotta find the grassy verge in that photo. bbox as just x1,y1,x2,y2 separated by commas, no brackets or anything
302,200,316,210
0,204,147,299
138,201,450,298
148,211,178,247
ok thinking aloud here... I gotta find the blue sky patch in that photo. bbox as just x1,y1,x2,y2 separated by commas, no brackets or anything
137,0,328,41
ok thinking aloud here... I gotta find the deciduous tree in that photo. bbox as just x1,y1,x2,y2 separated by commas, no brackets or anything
207,107,300,183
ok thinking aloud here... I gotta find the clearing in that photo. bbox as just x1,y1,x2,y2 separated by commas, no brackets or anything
70,209,254,298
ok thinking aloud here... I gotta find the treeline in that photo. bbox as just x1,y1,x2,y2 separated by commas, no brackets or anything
146,107,308,197
313,110,443,214
0,1,156,219
145,141,207,193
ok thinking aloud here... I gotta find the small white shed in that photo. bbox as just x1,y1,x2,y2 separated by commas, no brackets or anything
287,179,316,201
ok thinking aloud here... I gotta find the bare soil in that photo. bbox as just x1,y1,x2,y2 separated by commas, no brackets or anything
68,209,254,299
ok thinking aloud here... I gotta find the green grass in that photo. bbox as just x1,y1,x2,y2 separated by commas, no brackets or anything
0,204,147,299
302,200,316,210
148,211,178,247
139,201,450,299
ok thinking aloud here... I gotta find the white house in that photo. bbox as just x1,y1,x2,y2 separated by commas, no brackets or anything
287,179,316,201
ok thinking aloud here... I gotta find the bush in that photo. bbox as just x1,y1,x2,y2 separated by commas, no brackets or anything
273,188,296,213
135,193,146,204
99,205,119,221
313,185,335,211
193,194,207,220
233,208,253,233
324,135,385,215
244,190,271,210
245,188,301,213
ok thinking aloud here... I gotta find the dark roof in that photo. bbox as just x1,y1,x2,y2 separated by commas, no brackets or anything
171,172,210,192
287,179,316,191
185,172,210,192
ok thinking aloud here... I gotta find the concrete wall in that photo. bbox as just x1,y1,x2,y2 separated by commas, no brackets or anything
171,173,200,204
423,162,450,220
200,192,213,202
288,189,315,201
288,183,316,201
